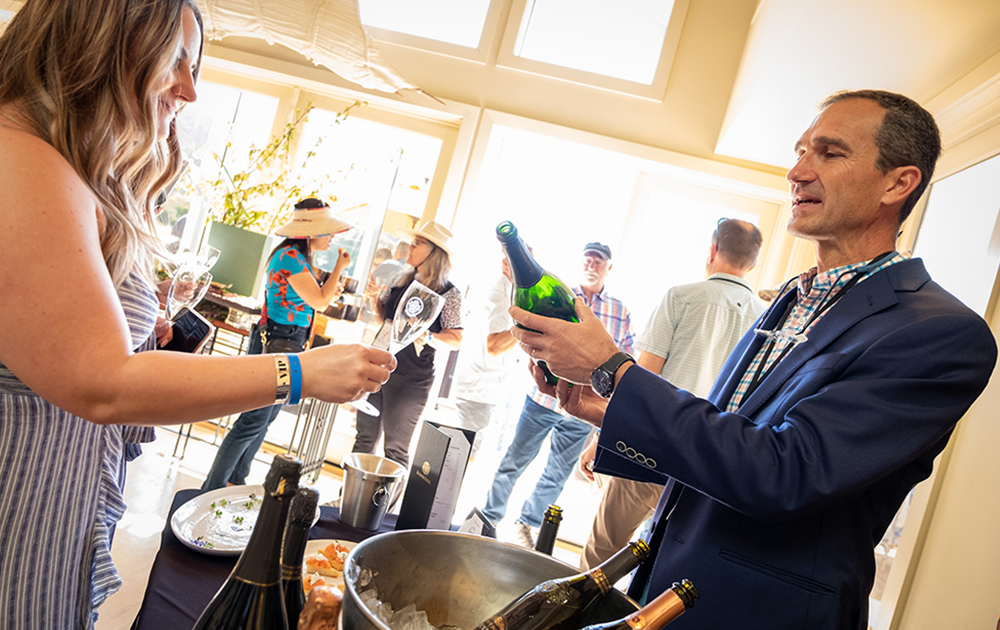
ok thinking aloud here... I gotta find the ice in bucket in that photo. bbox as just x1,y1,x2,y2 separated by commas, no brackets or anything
340,453,406,530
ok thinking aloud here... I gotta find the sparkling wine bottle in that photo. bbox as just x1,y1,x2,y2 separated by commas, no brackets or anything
534,505,562,556
496,221,579,385
578,580,698,630
281,486,319,628
473,540,650,630
192,455,302,630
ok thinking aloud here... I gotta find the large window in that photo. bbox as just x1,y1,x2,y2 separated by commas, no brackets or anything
359,0,492,49
453,117,781,326
167,79,281,252
293,100,446,278
512,0,675,84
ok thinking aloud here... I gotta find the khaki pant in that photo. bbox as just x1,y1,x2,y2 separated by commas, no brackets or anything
580,475,664,570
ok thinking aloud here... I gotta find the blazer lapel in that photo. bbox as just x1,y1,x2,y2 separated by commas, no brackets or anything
709,288,796,405
736,265,908,417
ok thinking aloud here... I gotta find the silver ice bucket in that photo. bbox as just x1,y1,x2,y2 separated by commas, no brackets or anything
342,530,640,630
339,453,406,530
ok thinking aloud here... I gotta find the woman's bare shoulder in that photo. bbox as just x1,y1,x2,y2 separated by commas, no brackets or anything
0,125,98,217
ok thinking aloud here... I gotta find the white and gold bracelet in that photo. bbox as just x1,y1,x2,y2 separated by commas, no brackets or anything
273,354,291,405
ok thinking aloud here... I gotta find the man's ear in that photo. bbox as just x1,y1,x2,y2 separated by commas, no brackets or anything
882,165,922,207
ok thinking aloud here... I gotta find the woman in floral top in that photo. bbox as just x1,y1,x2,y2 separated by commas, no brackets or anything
202,198,353,490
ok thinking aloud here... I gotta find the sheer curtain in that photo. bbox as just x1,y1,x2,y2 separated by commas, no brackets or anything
199,0,420,95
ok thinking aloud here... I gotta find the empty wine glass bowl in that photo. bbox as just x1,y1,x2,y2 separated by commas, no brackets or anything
351,280,444,417
166,266,213,322
199,245,222,272
342,531,639,630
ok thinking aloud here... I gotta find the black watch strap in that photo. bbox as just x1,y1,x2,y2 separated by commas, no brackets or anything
592,351,635,398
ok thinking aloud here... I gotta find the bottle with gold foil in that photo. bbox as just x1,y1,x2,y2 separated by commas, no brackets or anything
473,540,650,630
534,505,562,556
193,455,302,630
578,580,698,630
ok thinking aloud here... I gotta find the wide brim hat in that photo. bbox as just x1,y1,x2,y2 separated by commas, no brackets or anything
400,220,454,257
274,204,356,238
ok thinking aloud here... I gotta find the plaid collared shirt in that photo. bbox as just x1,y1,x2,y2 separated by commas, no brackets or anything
530,285,636,413
726,252,907,412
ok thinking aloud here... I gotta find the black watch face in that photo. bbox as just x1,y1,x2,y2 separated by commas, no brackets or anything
592,369,613,398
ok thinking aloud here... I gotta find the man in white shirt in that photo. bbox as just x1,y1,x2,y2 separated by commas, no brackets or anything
451,257,519,458
578,219,766,568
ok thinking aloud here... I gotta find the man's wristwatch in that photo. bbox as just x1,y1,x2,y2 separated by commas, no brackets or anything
591,351,635,398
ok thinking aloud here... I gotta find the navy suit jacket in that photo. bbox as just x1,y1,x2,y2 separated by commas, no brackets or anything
594,258,996,629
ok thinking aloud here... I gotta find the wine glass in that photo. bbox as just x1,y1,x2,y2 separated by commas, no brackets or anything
165,264,213,323
198,245,222,272
352,280,445,417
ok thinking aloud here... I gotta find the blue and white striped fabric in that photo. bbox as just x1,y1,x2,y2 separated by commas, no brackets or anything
0,272,158,629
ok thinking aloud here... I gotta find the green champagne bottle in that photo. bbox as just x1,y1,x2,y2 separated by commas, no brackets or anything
472,540,650,630
496,221,579,385
578,580,698,630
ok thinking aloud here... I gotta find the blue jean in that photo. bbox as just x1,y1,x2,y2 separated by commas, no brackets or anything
200,320,306,491
201,403,283,490
482,396,593,528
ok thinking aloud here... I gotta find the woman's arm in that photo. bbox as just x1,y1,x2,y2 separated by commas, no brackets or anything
0,133,393,426
287,248,351,311
428,328,462,349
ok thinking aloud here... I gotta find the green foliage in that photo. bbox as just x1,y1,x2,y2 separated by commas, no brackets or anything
200,100,365,234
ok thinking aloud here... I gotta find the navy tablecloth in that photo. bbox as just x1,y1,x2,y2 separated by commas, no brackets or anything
130,488,398,630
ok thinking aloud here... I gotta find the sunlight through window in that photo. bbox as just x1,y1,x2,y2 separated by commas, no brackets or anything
359,0,492,48
513,0,674,84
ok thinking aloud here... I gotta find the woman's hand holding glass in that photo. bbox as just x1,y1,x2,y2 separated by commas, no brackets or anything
299,344,396,404
351,280,445,417
164,264,213,322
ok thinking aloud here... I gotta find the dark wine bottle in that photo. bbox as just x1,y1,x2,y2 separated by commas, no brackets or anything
281,486,319,628
192,455,303,630
496,221,579,385
473,540,650,630
534,504,562,556
578,580,698,630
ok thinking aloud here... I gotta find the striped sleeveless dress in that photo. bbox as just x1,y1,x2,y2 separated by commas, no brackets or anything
0,272,158,629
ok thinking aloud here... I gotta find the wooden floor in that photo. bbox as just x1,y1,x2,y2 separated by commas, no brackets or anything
94,415,590,629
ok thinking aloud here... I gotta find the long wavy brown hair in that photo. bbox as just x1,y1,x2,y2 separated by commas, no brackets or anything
0,0,204,286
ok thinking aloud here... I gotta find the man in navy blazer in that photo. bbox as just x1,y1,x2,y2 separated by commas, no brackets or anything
510,90,997,629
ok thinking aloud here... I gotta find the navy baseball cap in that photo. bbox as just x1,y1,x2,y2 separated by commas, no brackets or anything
583,242,612,261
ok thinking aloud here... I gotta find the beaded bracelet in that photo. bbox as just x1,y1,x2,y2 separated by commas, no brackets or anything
273,354,291,405
287,354,303,406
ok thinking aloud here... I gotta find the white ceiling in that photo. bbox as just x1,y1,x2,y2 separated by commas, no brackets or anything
716,0,1000,169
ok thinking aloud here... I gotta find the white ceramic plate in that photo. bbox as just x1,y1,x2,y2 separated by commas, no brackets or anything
171,485,319,556
303,539,357,593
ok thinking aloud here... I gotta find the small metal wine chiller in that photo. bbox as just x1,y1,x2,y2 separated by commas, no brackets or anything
342,530,639,630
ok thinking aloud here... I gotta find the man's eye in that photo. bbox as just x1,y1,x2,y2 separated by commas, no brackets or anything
825,152,843,159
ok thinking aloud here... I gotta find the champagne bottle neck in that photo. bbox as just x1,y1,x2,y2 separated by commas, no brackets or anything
588,544,644,593
501,237,543,288
281,523,310,571
629,589,687,629
233,489,294,585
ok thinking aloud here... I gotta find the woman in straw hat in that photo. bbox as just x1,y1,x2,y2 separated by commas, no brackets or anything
202,198,357,490
0,1,393,626
351,221,464,467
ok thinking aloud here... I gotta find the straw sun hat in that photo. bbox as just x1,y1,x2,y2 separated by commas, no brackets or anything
274,202,356,238
400,221,454,257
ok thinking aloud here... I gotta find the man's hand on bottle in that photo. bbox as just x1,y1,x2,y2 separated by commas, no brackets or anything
526,361,608,427
510,296,618,384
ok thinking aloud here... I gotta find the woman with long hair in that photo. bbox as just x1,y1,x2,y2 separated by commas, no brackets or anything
201,198,354,490
0,2,392,627
351,221,464,467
